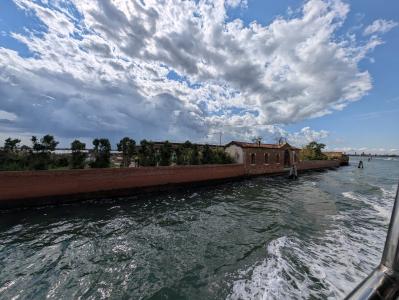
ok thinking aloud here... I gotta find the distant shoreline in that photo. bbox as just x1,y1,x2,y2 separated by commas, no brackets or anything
347,154,398,158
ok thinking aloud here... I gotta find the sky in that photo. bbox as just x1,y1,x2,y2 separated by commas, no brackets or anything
0,0,398,154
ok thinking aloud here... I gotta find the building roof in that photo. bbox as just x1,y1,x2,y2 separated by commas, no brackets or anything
226,141,300,150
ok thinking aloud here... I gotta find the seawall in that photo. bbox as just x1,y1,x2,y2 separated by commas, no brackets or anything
0,160,340,209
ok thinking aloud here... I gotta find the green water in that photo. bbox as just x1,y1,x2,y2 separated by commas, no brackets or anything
0,157,398,299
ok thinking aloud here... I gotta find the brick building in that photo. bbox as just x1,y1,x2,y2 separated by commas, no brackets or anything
225,141,301,174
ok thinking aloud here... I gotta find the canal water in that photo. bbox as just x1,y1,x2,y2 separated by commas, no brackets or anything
0,157,398,299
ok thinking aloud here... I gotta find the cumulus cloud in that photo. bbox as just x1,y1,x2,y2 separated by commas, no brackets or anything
225,0,248,8
0,110,17,121
364,19,398,36
0,0,389,145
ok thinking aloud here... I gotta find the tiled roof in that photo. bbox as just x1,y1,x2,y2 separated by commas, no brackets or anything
226,141,300,150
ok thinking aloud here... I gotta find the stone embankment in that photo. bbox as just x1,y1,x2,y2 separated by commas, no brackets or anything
0,160,340,208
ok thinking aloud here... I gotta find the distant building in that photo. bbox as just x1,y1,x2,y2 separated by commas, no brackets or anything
225,141,301,174
323,151,349,166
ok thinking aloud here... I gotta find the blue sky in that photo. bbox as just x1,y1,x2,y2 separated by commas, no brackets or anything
0,0,398,154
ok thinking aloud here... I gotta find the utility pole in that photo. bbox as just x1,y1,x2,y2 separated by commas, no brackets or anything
219,132,222,146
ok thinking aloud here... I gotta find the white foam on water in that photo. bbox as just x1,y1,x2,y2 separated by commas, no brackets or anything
229,185,398,300
228,236,311,300
342,187,395,221
342,192,363,202
228,228,381,300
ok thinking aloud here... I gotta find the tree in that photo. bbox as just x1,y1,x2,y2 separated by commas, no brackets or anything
138,139,157,166
252,136,263,145
159,141,172,166
274,136,287,145
201,144,213,164
0,138,23,171
174,145,184,165
90,138,111,168
3,138,21,153
213,149,234,164
30,134,59,170
117,137,136,167
189,144,200,165
70,140,86,169
301,141,327,160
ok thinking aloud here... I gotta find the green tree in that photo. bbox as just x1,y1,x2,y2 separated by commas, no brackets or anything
70,140,86,169
174,145,184,165
159,141,172,166
201,144,213,164
301,142,327,160
117,137,136,167
138,139,157,166
4,138,21,152
30,134,59,170
0,138,23,171
90,138,111,168
213,149,234,164
189,144,200,165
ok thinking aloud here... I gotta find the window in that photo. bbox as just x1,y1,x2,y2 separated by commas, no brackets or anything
293,152,297,163
276,153,280,164
250,153,256,165
264,153,269,164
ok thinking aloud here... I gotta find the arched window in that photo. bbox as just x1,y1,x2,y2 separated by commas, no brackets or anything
250,153,256,165
264,153,269,164
276,153,280,164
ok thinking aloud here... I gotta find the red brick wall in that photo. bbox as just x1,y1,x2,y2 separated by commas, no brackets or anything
0,164,245,203
298,160,340,170
243,148,301,175
0,159,340,207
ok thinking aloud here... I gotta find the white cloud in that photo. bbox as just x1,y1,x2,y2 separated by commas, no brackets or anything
364,19,398,36
226,0,248,8
0,110,17,121
0,0,389,145
287,127,329,146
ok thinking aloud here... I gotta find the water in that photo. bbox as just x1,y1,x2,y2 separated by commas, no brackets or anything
0,157,398,300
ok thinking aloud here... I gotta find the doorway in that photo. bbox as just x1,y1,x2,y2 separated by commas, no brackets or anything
284,150,290,167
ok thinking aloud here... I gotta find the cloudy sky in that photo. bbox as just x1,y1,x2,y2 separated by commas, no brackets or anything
0,0,398,154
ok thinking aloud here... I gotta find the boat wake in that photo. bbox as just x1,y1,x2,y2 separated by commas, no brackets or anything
228,185,396,300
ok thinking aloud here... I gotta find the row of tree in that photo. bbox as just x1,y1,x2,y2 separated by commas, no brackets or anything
0,135,233,171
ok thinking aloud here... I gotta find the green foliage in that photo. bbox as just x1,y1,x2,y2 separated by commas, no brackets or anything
30,134,59,170
70,140,86,169
4,138,21,152
32,134,59,152
0,135,235,171
301,141,327,160
1,138,22,170
212,149,234,164
138,140,157,166
159,141,172,166
117,137,136,167
174,141,193,165
90,138,111,168
189,144,200,165
54,155,69,168
174,146,184,165
201,144,213,164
